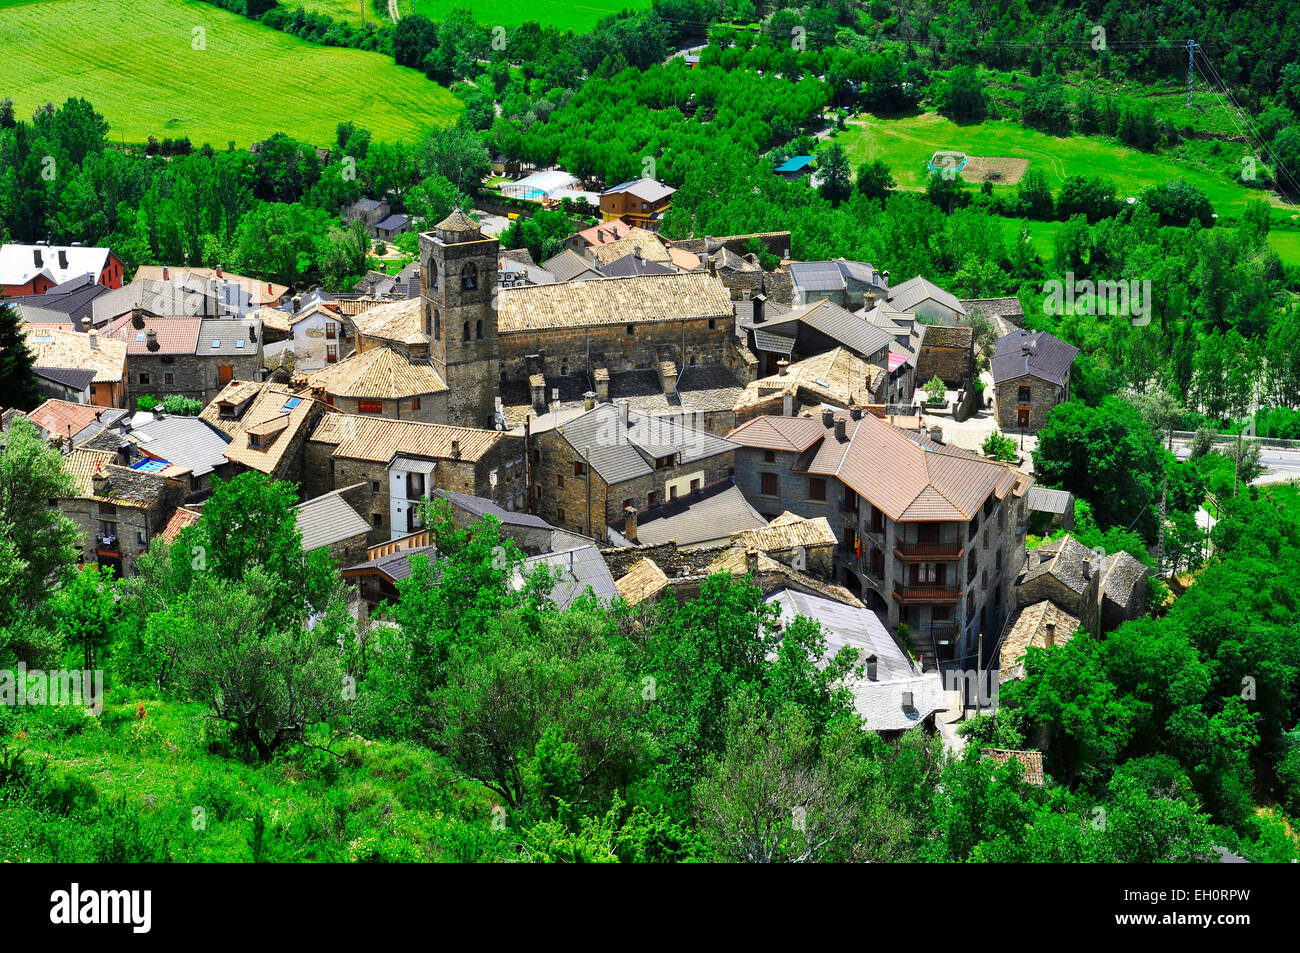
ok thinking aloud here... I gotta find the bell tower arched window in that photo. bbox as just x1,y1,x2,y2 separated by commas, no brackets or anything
461,262,477,291
433,309,440,340
476,319,483,340
463,321,471,342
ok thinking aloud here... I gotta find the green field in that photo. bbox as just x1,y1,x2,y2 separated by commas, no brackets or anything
411,0,648,31
837,111,1294,219
0,0,460,147
296,0,391,25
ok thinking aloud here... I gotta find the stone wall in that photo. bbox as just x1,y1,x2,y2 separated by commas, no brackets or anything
127,352,262,408
499,317,731,384
995,374,1067,432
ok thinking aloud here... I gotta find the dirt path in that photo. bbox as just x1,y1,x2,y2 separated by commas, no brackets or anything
388,0,400,23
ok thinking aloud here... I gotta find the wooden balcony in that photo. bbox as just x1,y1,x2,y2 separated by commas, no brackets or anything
893,540,964,561
892,583,960,604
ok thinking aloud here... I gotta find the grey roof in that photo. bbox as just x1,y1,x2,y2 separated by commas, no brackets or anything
599,253,675,278
541,249,603,282
390,455,438,474
196,318,262,355
991,329,1079,387
734,296,792,330
762,299,895,358
602,178,675,203
94,277,250,322
1101,551,1147,608
546,402,738,485
887,275,967,316
1027,486,1073,515
1020,535,1098,595
32,366,96,391
9,280,110,325
127,414,231,477
629,483,766,548
344,544,437,582
765,589,914,680
849,672,949,732
435,488,553,529
788,261,846,294
374,213,410,231
295,490,372,552
519,545,618,608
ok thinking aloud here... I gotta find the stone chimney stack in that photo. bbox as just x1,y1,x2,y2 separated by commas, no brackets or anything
865,654,878,681
781,388,795,417
624,505,638,543
821,408,834,428
583,391,596,411
1045,622,1056,649
451,439,461,460
745,549,758,576
834,419,847,442
622,401,631,428
866,291,876,310
145,328,159,352
92,467,109,497
776,359,789,377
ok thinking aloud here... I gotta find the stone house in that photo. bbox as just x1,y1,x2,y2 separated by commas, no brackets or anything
1014,535,1103,636
258,301,358,374
728,407,1033,668
789,260,888,309
103,313,263,408
527,401,738,541
914,324,974,388
302,411,525,544
199,380,325,487
297,345,448,422
886,275,968,325
991,329,1079,432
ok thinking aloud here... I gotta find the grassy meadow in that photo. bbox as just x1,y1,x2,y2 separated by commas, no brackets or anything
0,0,461,147
410,0,649,31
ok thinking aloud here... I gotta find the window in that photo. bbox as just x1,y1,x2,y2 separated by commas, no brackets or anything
461,262,477,290
647,491,656,506
371,480,380,493
98,502,117,517
531,449,541,465
621,498,633,510
760,472,779,496
372,513,383,527
996,549,1003,571
218,364,234,384
574,461,586,476
708,318,716,329
326,322,338,340
432,308,440,339
326,344,338,363
933,606,951,621
556,507,566,523
557,473,565,488
1017,385,1032,403
763,450,775,463
626,323,635,336
138,373,150,385
808,477,826,501
164,372,174,386
358,400,383,414
136,531,147,545
463,322,471,342
412,396,421,411
476,319,483,340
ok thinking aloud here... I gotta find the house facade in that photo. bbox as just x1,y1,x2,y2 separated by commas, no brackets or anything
991,329,1079,432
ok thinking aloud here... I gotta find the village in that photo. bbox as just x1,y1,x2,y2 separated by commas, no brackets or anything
0,179,1135,761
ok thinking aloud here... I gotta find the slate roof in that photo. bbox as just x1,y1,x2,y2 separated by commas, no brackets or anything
760,299,895,358
308,411,507,464
295,489,372,552
999,599,1081,683
849,673,948,732
919,324,973,349
519,545,619,608
61,453,174,508
1027,486,1073,515
300,346,447,400
1020,535,1099,595
32,366,96,392
196,318,262,356
496,273,732,332
539,402,737,484
1101,551,1148,609
132,266,287,306
991,329,1079,387
434,488,553,529
627,483,766,547
887,275,967,316
766,589,914,680
9,281,109,326
374,213,410,232
127,413,231,478
541,249,604,282
599,253,675,278
94,276,251,323
343,545,437,584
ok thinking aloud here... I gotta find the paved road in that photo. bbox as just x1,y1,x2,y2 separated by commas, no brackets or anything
1170,439,1300,485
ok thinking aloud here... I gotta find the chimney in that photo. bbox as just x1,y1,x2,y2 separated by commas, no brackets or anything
745,549,758,576
865,654,878,681
753,294,765,324
622,401,631,428
33,248,42,268
706,256,716,277
834,419,847,442
215,265,223,279
624,505,638,542
929,425,944,444
821,408,834,428
92,467,109,497
866,291,876,309
116,441,131,466
583,391,596,411
850,404,863,421
58,249,68,270
881,269,890,286
776,359,789,377
781,388,795,417
1044,622,1056,649
451,439,461,460
292,295,301,311
131,308,145,330
162,265,169,281
145,328,159,352
901,690,914,712
867,404,887,419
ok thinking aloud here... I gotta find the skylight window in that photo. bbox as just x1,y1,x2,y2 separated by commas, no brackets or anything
236,339,245,348
212,340,220,348
136,332,145,342
280,397,302,412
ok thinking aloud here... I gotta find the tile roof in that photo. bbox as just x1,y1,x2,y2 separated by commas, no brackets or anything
615,556,670,605
586,229,671,265
23,325,127,382
62,452,174,508
199,380,321,474
295,488,372,552
350,297,425,347
158,506,202,543
991,329,1079,387
299,346,447,400
731,512,837,551
103,315,202,354
732,410,1030,522
887,275,967,316
573,220,635,247
628,483,766,547
734,347,884,411
496,272,732,333
308,411,507,464
999,600,1081,683
25,399,104,441
981,748,1045,785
